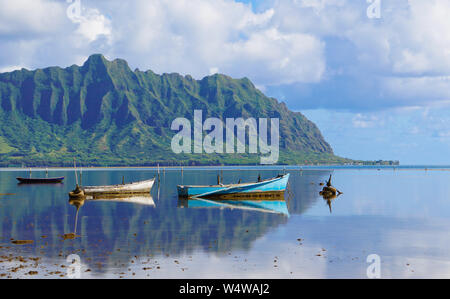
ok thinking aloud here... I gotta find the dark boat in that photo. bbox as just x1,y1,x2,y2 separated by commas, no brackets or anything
17,177,65,184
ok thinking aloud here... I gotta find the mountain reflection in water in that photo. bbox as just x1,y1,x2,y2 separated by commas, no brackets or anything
0,169,332,275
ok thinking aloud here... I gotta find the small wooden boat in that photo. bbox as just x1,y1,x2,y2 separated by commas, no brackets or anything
69,178,155,198
17,177,64,184
177,174,290,199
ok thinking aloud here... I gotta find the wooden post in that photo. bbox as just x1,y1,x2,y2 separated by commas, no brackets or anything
74,158,78,186
157,164,160,183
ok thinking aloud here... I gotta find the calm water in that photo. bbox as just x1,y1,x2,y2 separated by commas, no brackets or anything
1,167,450,279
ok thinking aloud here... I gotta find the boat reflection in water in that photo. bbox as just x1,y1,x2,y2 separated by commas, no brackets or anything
84,194,155,207
319,175,343,214
65,194,155,239
178,192,289,217
320,192,343,214
66,197,85,240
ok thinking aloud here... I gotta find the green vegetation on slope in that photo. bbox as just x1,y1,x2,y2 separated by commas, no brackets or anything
0,54,352,167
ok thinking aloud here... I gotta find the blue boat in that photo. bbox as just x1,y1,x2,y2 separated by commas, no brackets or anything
177,173,290,199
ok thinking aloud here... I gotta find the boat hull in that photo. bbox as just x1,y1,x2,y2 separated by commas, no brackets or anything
17,177,64,184
82,178,155,196
177,185,227,198
177,174,290,198
201,191,285,200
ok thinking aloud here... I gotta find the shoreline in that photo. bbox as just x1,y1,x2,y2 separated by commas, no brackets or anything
1,165,450,172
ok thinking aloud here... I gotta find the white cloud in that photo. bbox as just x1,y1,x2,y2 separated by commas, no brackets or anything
223,28,325,84
0,0,66,35
209,67,219,75
0,0,325,87
382,76,450,104
0,65,26,73
350,0,450,77
352,113,381,129
261,0,450,110
388,0,450,75
103,0,325,86
1,0,450,110
73,8,112,43
0,0,112,71
271,0,450,77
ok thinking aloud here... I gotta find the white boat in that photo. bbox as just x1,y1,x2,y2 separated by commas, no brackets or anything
82,178,155,196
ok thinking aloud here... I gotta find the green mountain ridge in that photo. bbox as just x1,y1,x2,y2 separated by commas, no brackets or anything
0,54,349,166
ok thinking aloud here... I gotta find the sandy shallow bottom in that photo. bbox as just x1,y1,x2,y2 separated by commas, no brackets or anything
2,214,450,279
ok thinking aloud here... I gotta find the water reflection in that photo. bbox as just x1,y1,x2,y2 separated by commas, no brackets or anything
318,175,343,214
66,198,84,240
3,168,450,278
0,169,331,276
320,193,341,214
178,196,289,216
86,195,155,206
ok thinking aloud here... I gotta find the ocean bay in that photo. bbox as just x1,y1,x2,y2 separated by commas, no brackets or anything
1,166,450,278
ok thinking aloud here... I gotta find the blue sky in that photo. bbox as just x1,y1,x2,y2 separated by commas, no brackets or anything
1,0,449,164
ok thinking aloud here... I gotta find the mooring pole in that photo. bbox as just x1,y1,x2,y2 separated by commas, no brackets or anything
157,163,160,183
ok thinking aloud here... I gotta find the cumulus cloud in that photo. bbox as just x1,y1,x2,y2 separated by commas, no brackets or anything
100,0,325,85
0,0,325,87
72,8,112,43
382,76,450,103
223,28,325,84
271,0,450,77
259,0,450,110
0,0,112,70
1,0,450,111
0,0,66,36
